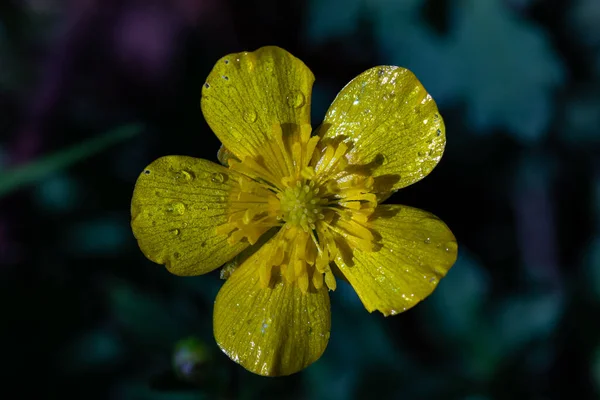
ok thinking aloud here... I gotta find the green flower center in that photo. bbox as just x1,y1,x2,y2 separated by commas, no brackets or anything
278,180,324,232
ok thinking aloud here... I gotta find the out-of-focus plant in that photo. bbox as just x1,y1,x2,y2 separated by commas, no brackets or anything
307,0,564,143
0,123,142,198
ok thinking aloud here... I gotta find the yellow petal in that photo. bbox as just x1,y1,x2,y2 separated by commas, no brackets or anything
336,205,457,316
201,46,314,164
319,66,445,193
131,155,248,276
213,236,331,376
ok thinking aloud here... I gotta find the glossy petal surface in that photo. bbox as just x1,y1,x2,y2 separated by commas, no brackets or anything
131,155,248,276
319,66,445,193
336,205,457,316
213,234,331,376
201,46,314,164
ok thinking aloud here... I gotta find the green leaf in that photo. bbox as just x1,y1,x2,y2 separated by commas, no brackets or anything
0,123,142,198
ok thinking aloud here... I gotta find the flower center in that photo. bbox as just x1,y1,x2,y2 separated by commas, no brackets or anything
278,180,324,232
215,123,380,293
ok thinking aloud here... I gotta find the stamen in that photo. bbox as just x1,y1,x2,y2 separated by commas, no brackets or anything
214,122,382,294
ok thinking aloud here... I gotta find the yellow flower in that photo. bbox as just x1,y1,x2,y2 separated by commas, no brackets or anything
131,46,457,376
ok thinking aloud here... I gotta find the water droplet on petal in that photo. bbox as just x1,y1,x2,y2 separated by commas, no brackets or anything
287,90,305,109
211,172,225,183
204,83,210,89
175,170,194,181
167,202,186,215
424,237,431,244
436,129,442,136
171,228,181,236
243,109,257,123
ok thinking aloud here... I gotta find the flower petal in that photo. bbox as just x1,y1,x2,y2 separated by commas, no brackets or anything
319,66,445,193
201,46,314,163
213,235,331,376
336,205,457,316
131,155,248,276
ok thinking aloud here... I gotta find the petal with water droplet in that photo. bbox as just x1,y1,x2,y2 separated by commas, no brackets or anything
213,235,330,376
131,155,248,276
318,66,445,194
201,46,314,166
335,204,457,316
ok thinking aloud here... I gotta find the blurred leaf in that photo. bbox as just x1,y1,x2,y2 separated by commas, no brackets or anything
305,283,408,400
65,215,131,256
33,173,79,213
424,249,490,341
306,0,362,44
560,88,600,146
583,236,600,301
493,292,563,352
446,0,563,142
60,328,125,372
108,281,185,348
423,246,563,382
0,123,142,198
306,0,563,143
570,0,600,47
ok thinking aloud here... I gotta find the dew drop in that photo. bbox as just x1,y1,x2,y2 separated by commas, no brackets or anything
286,90,305,108
224,59,229,64
170,228,180,236
175,170,194,181
429,277,437,284
167,202,186,215
444,242,457,253
242,109,257,123
144,169,151,175
424,237,431,244
211,172,225,183
204,82,210,89
436,129,442,136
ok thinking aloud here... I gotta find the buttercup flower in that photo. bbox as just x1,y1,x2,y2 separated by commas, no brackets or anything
131,46,457,376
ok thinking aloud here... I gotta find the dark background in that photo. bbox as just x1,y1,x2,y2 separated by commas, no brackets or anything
1,0,599,398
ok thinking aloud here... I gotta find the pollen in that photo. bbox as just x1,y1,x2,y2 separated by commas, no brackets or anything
278,180,324,232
